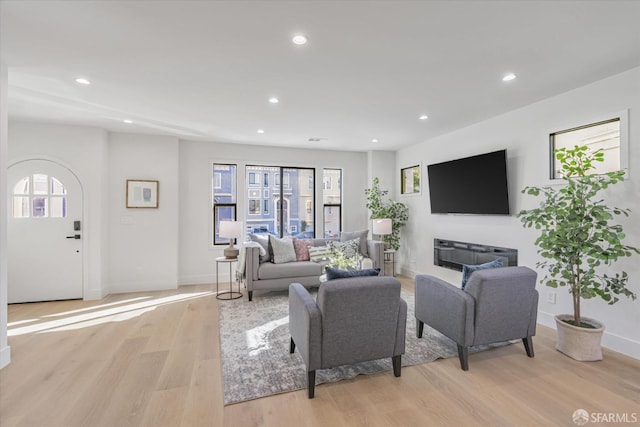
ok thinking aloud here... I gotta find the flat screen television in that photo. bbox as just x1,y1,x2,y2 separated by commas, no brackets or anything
427,149,510,215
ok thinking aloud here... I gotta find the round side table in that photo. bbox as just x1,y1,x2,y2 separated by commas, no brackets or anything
216,257,242,300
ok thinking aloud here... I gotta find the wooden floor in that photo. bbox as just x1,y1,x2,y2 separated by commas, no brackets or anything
1,277,639,427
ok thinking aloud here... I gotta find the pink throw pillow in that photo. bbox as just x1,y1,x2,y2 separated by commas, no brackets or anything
292,238,311,261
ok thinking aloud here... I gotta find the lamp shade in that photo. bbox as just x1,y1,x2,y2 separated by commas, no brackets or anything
372,218,392,235
219,220,243,239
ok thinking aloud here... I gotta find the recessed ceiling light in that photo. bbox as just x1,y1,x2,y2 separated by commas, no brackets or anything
371,139,378,143
268,97,279,104
419,115,429,120
123,119,133,124
257,129,265,134
75,77,91,85
292,34,308,45
502,73,517,82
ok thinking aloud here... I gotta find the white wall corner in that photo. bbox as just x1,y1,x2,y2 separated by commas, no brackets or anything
0,345,11,369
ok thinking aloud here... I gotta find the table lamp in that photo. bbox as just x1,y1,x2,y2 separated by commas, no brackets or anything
220,220,243,259
372,218,392,247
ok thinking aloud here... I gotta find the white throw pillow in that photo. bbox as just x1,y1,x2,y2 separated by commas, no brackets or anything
268,235,297,264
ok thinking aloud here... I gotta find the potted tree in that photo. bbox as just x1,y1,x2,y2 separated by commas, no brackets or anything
365,177,409,251
518,145,639,361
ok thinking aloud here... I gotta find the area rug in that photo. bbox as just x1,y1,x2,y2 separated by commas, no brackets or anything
219,289,510,405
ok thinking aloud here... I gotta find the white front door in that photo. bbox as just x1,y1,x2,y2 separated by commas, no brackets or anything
8,160,83,303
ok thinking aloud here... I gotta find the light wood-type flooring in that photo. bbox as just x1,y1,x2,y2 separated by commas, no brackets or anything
1,276,639,427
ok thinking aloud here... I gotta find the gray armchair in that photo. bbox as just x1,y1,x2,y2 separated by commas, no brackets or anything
289,276,407,398
415,266,538,371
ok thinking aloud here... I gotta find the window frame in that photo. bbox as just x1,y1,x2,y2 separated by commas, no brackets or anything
548,110,629,183
212,163,237,246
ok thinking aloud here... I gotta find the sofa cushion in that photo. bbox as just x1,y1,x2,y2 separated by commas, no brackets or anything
328,238,360,259
340,230,369,257
250,234,271,263
258,261,322,280
325,267,381,281
308,245,332,263
269,235,297,264
461,258,503,289
292,238,312,261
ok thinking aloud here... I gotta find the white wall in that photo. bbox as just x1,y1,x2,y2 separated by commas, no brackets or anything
108,133,179,293
178,140,369,284
8,121,109,300
0,62,10,369
396,67,640,358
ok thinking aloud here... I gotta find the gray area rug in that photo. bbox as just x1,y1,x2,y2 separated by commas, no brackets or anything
219,288,510,405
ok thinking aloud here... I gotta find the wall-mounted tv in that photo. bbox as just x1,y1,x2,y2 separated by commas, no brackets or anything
427,149,510,215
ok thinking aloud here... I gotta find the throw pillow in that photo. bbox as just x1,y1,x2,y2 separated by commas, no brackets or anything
461,258,504,289
328,237,360,259
269,235,297,264
249,234,271,263
292,238,312,261
308,245,332,263
325,267,381,281
340,230,369,257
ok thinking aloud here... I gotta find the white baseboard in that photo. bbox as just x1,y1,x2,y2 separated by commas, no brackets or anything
0,345,11,369
84,288,104,301
108,280,178,294
178,274,215,286
538,310,640,360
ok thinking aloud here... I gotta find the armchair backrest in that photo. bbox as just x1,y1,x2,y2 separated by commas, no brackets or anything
464,266,538,345
316,276,404,368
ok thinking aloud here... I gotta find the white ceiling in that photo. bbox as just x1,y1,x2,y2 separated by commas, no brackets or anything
2,1,639,152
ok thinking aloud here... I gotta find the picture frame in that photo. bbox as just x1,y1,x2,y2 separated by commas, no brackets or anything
400,164,421,195
126,179,159,208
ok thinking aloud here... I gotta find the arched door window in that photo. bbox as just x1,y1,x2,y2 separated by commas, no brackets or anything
13,174,67,218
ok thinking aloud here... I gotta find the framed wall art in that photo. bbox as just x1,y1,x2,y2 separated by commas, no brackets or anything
126,179,159,208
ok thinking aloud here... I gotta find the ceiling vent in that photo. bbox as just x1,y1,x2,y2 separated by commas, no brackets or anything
308,137,328,142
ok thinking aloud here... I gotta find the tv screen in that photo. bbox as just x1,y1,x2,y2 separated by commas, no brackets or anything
427,149,510,215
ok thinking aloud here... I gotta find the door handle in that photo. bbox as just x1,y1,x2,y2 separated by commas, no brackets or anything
66,234,81,240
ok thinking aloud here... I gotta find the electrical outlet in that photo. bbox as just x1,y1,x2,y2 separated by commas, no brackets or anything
547,291,557,304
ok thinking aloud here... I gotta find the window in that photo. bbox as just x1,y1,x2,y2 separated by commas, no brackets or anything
246,165,314,237
263,173,269,187
323,169,342,238
248,199,261,215
323,176,332,190
550,117,623,179
12,174,67,218
248,172,260,186
213,163,237,245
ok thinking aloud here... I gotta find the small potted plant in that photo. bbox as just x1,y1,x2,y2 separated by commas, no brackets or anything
365,177,409,250
518,145,638,361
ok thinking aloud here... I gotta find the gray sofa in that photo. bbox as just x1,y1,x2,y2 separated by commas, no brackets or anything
244,238,385,301
288,276,407,398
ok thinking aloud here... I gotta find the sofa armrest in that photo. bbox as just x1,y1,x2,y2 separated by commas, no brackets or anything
367,239,385,269
288,283,322,371
414,274,475,347
394,298,407,356
245,246,261,292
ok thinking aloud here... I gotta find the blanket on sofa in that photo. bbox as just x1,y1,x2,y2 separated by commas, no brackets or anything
236,242,265,281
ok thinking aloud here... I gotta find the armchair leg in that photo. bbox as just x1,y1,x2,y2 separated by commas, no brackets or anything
248,291,253,301
523,336,534,357
417,320,424,338
457,345,469,371
290,337,296,354
308,370,316,399
392,355,402,377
